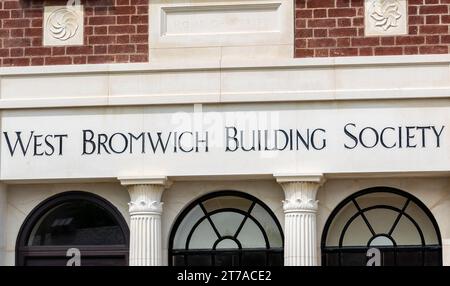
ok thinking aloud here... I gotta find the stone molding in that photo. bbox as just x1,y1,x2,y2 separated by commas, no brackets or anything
119,176,172,215
275,174,325,213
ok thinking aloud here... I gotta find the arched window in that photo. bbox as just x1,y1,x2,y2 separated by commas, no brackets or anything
169,191,284,266
321,187,442,266
16,192,129,266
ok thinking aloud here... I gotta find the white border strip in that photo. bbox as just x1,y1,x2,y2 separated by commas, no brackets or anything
1,54,450,76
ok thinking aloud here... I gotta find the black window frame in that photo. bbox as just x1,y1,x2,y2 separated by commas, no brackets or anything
168,190,284,266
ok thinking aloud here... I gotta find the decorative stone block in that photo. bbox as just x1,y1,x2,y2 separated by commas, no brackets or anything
43,5,84,46
149,0,294,60
364,0,408,36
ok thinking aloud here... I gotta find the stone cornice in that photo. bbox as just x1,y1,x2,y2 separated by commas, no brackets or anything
1,55,449,110
119,176,172,188
274,174,326,185
1,54,449,76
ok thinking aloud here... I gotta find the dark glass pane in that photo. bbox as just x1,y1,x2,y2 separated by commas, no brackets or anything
173,255,186,266
267,252,283,266
329,247,441,266
24,255,127,266
215,252,239,266
396,249,423,266
71,256,127,266
323,251,340,266
28,200,125,246
241,251,266,266
424,248,441,266
187,254,212,266
380,249,395,266
340,250,368,266
24,256,67,266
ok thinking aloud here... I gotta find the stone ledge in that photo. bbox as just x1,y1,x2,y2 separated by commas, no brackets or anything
1,54,450,76
0,54,449,109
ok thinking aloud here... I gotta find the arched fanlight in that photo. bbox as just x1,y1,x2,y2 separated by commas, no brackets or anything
169,191,284,266
321,187,442,266
16,191,129,266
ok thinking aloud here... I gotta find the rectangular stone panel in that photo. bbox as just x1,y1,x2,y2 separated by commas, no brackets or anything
161,3,280,36
149,0,293,59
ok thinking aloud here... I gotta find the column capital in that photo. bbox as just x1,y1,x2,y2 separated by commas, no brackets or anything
275,173,325,213
119,176,172,215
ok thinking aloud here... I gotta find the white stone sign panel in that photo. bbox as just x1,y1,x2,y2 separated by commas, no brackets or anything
1,102,449,181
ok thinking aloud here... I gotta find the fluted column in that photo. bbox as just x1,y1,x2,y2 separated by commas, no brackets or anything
275,174,325,266
120,176,172,266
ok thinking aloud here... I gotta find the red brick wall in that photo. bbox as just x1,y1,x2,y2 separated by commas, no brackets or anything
295,0,450,57
0,0,148,66
2,1,449,66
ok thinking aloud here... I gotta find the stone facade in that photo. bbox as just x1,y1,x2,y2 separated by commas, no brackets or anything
1,0,450,267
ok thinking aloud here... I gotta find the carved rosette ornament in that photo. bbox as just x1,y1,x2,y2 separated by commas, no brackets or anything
47,7,80,41
365,0,407,36
369,0,402,31
43,5,84,46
